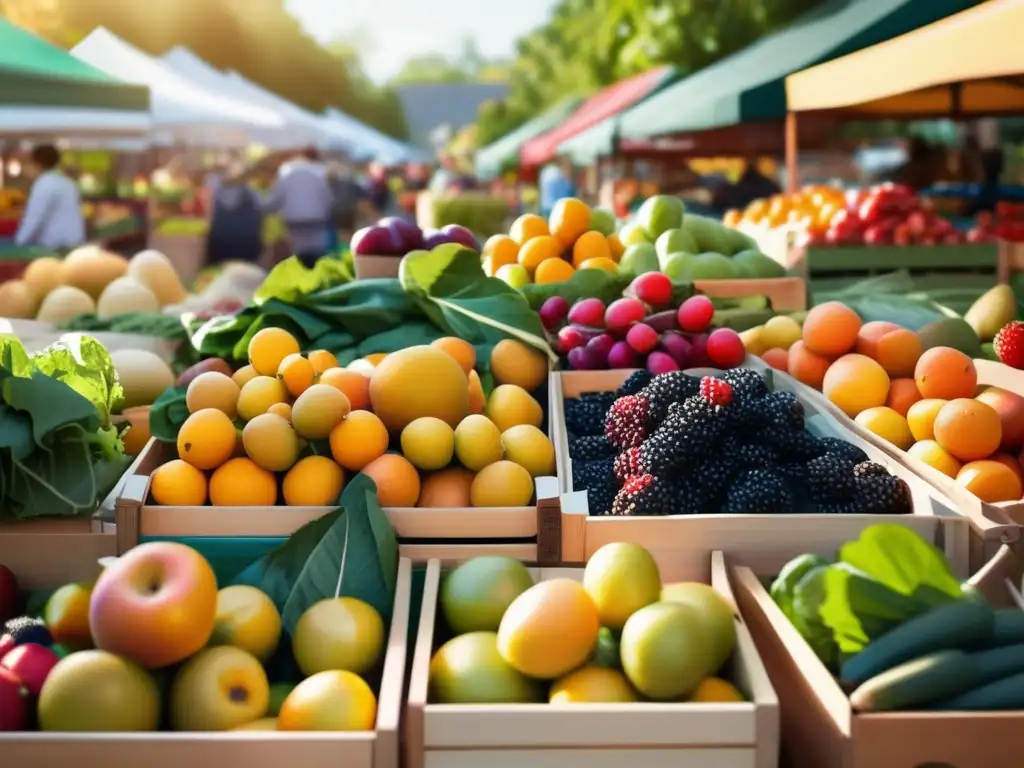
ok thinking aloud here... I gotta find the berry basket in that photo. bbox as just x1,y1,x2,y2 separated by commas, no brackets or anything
728,516,1024,768
549,362,959,573
405,551,779,768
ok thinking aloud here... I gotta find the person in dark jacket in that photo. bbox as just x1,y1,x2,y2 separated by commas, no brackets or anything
206,163,264,266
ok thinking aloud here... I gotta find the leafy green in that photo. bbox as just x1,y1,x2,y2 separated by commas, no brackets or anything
770,553,830,620
231,474,399,633
254,256,353,305
0,335,130,521
790,566,838,667
149,387,188,443
57,312,190,340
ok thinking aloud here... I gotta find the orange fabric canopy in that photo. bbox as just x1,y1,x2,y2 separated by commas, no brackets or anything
785,0,1024,115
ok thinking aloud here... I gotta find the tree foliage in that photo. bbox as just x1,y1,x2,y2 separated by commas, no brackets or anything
478,0,826,146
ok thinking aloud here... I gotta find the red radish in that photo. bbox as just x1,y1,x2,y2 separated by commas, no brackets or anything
626,324,659,354
659,332,693,367
689,333,710,367
586,334,616,367
608,341,638,369
567,346,597,370
706,328,746,369
1,643,58,697
557,325,589,353
0,634,12,662
539,296,570,330
605,298,647,335
0,667,27,731
677,295,714,333
646,351,680,374
568,298,606,327
630,272,672,308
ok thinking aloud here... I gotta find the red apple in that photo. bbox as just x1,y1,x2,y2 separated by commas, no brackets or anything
0,667,27,731
0,643,57,696
0,565,17,624
906,211,928,237
862,225,889,245
89,542,218,669
893,226,912,246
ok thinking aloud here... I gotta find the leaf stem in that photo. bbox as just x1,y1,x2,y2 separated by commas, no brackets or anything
334,512,350,599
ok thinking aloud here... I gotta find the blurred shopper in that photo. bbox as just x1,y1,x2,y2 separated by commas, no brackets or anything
206,163,264,266
365,161,393,215
264,146,335,267
15,144,85,249
721,156,781,210
539,160,577,218
326,160,365,250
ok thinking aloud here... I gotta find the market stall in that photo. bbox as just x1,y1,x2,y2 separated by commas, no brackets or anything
475,97,583,179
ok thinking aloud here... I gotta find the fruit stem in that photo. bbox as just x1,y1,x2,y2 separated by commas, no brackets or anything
334,513,350,599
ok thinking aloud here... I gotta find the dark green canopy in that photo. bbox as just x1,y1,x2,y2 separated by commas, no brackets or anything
617,0,982,139
0,20,149,111
475,98,583,178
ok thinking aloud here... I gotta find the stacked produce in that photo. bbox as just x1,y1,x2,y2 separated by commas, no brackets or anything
565,367,912,516
746,296,1024,503
429,543,744,704
352,216,479,259
772,523,1024,711
154,327,554,509
541,283,747,372
0,543,386,731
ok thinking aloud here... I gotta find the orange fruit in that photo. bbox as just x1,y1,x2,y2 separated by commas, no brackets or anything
578,257,619,273
855,406,914,450
802,302,861,358
571,231,611,268
307,349,339,374
822,354,890,417
364,353,388,366
907,398,948,441
248,327,300,377
282,456,345,506
150,459,208,505
991,452,1024,485
549,198,592,246
787,340,831,390
518,236,564,273
467,370,485,414
177,409,238,470
933,398,1002,462
318,367,371,410
907,440,962,478
534,258,575,284
607,234,625,260
209,457,278,506
956,460,1023,503
874,328,922,378
914,347,977,400
761,348,789,372
431,337,477,375
277,353,315,397
885,378,923,416
329,410,390,471
509,214,549,245
481,235,520,271
360,453,421,507
975,387,1024,451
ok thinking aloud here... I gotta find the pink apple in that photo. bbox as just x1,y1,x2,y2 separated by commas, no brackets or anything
1,643,58,696
0,667,27,730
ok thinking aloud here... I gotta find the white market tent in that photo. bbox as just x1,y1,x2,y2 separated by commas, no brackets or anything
161,47,335,149
0,107,151,138
320,107,431,166
71,28,287,146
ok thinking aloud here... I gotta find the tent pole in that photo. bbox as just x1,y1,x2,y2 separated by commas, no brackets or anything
785,112,798,193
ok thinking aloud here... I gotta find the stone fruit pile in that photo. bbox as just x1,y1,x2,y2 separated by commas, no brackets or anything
0,544,384,732
352,217,479,258
772,525,1024,712
749,301,1024,504
565,368,912,516
541,286,747,372
428,544,744,705
155,327,555,509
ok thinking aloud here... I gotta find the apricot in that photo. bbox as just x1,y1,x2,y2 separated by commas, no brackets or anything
802,302,861,358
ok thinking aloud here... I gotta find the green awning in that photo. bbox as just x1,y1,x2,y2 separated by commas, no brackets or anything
475,98,583,178
616,0,982,140
0,20,149,111
557,119,618,164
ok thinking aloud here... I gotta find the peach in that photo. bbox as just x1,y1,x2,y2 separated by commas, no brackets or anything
89,542,218,669
976,387,1024,451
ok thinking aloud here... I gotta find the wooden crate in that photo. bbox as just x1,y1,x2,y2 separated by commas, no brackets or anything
729,521,1024,768
354,254,401,279
0,557,413,768
106,439,563,565
693,277,807,312
406,552,779,768
0,517,114,591
993,239,1024,284
550,363,962,573
787,243,998,281
796,358,1024,564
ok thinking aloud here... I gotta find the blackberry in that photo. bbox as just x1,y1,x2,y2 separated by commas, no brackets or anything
604,395,652,449
670,481,707,515
788,430,828,461
4,616,51,647
572,458,616,515
851,475,912,515
613,447,643,483
733,441,779,470
570,434,615,462
638,371,701,421
611,474,674,516
807,453,857,502
639,396,726,476
854,461,889,478
616,370,653,397
564,392,616,435
692,457,742,512
721,368,769,400
815,438,868,465
699,376,733,407
760,391,805,431
815,500,862,514
722,470,795,514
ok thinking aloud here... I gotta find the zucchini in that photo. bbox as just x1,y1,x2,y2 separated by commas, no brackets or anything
841,600,994,686
930,670,1024,710
850,650,980,712
969,643,1024,684
990,610,1024,647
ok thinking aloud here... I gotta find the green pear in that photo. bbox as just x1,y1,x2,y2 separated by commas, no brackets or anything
964,284,1017,341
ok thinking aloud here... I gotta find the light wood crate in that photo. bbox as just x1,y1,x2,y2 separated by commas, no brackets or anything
104,439,564,565
0,557,413,768
795,358,1024,564
729,518,1024,768
693,277,806,312
0,517,113,591
993,239,1024,284
406,552,779,768
550,362,961,573
354,254,402,279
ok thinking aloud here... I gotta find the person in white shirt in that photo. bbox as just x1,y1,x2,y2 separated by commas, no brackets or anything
15,144,86,250
263,147,335,267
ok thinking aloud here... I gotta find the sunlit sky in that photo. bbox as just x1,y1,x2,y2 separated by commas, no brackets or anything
285,0,558,83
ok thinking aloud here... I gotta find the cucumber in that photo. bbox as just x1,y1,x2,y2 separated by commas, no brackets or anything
990,610,1024,647
969,643,1024,684
930,670,1024,710
841,600,994,686
850,650,980,712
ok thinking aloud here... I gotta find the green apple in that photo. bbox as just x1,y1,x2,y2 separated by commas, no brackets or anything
636,195,685,240
589,208,617,236
618,221,650,247
655,228,699,261
496,264,530,289
618,244,660,276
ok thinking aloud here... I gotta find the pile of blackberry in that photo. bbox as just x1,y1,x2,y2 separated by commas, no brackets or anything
565,368,912,517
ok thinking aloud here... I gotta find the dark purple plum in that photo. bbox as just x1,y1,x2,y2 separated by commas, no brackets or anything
422,229,454,250
352,224,402,256
539,296,570,331
379,216,423,253
585,333,616,367
567,346,598,370
440,224,480,251
659,331,693,367
608,341,638,369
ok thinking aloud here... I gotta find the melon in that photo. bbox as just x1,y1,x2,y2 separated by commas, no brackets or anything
36,285,96,323
0,280,38,319
62,247,128,299
96,277,160,318
110,349,175,409
128,250,187,307
21,256,65,301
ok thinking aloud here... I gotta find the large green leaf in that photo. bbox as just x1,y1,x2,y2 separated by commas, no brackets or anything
149,387,188,444
520,267,632,309
231,474,399,633
254,256,353,305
